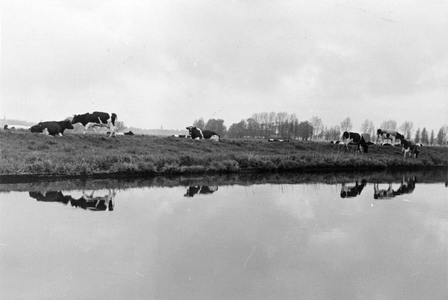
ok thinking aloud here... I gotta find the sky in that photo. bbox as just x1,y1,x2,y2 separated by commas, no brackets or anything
1,0,447,133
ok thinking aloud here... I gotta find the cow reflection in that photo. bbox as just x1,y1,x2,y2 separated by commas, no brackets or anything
374,176,417,200
29,190,116,211
184,186,218,197
340,180,367,198
71,190,116,211
29,191,72,204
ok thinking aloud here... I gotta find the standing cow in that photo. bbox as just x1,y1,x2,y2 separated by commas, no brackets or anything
72,111,117,137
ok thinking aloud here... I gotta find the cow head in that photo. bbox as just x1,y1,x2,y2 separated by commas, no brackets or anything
186,126,204,139
62,120,74,130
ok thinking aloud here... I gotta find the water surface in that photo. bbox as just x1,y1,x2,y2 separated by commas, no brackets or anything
1,170,447,300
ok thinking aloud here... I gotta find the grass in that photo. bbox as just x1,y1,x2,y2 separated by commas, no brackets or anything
1,130,448,178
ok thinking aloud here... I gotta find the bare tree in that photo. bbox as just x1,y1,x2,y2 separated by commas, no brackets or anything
399,121,413,139
380,119,397,131
340,117,352,132
309,116,324,141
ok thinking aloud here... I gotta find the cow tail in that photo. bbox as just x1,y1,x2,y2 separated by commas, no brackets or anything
111,113,117,126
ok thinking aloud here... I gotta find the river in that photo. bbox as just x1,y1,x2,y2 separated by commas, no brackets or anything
1,170,447,300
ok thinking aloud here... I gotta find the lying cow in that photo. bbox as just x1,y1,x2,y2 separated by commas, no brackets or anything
342,131,369,153
186,126,220,141
401,139,422,158
4,124,30,130
377,129,405,146
171,134,190,138
72,111,117,137
268,139,290,142
30,120,74,136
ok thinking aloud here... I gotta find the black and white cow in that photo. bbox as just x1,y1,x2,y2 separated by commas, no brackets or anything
72,111,117,137
340,180,367,198
30,120,74,136
377,129,405,145
171,134,190,138
186,126,220,141
401,139,422,158
342,131,369,153
184,186,218,197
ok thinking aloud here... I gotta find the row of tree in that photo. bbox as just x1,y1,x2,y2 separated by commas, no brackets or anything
193,112,448,146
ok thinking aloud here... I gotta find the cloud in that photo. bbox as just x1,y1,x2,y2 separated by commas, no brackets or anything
1,0,447,130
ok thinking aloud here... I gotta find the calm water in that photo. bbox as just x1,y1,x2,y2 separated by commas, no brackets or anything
1,171,447,300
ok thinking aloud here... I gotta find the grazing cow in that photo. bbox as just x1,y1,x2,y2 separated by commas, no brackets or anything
342,131,369,153
30,120,74,136
340,180,367,198
186,126,220,141
401,139,422,158
377,129,405,145
72,111,117,137
184,186,218,197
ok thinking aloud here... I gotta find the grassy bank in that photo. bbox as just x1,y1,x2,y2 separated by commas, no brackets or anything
1,130,448,177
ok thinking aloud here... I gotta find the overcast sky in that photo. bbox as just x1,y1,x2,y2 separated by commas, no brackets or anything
1,0,447,133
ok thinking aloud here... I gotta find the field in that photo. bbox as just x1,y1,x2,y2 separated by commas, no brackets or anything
1,130,448,179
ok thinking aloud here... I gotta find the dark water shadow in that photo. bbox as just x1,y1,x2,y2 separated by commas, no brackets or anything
1,169,446,193
29,190,115,211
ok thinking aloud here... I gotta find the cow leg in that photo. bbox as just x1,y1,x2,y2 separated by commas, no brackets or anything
83,123,91,134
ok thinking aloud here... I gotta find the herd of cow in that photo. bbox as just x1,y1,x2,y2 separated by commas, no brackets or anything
339,129,422,159
5,110,421,159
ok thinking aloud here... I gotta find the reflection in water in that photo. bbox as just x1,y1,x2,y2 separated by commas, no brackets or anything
1,170,447,300
29,190,116,211
340,179,367,198
184,185,218,197
374,176,417,200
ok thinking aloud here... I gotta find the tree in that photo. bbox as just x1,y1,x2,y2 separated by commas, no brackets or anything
360,119,375,137
415,128,421,143
193,118,205,129
205,118,227,137
309,116,323,141
436,126,447,146
227,120,247,138
421,127,429,145
115,121,127,132
399,121,413,139
430,130,435,145
297,121,313,141
340,117,352,132
380,119,397,131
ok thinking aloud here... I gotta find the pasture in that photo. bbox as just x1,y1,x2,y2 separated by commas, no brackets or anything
1,130,447,178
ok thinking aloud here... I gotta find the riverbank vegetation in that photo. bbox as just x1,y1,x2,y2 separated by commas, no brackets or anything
1,130,448,177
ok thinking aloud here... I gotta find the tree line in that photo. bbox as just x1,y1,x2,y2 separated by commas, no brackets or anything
193,112,448,146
